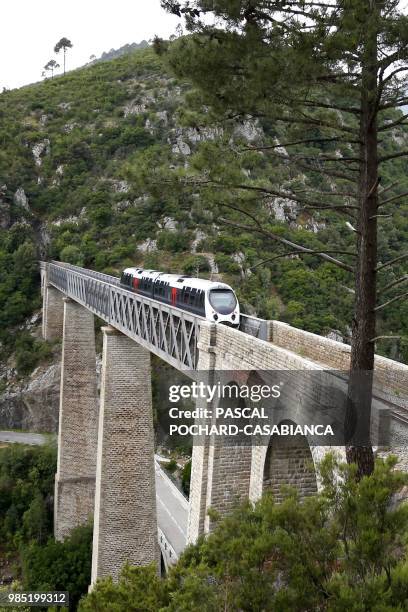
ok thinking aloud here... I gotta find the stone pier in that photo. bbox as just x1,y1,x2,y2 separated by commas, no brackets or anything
91,327,158,585
187,324,216,544
54,298,98,541
42,285,64,341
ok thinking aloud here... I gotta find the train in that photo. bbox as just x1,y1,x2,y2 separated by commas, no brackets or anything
120,267,240,326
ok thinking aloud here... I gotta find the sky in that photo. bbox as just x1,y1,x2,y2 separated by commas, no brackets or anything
0,0,180,90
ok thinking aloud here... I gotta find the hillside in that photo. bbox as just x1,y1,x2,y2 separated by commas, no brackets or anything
0,45,407,382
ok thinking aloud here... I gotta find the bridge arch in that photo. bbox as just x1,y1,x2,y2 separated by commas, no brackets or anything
262,419,318,501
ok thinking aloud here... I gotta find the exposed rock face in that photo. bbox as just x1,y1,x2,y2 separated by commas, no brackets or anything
0,351,102,434
124,100,146,117
233,119,263,142
267,197,298,222
172,137,191,156
113,200,132,212
232,251,252,278
63,122,78,134
32,139,50,166
156,111,168,125
191,230,207,253
205,253,219,275
14,187,29,211
138,238,157,253
0,363,61,432
111,179,130,193
52,215,80,227
157,217,177,231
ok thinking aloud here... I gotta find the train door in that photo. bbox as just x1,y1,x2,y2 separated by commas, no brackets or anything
171,287,177,306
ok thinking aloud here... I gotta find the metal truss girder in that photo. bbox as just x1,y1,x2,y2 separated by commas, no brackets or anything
46,262,200,375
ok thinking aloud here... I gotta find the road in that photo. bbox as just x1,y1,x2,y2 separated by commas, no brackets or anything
0,431,47,446
0,431,188,558
154,459,188,557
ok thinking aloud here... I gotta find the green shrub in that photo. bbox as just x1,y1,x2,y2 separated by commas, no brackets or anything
60,245,84,266
181,460,191,497
165,459,177,474
14,334,53,376
182,255,210,275
22,523,93,612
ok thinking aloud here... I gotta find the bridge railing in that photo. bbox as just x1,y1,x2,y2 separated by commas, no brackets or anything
239,313,271,342
46,262,201,372
50,260,120,286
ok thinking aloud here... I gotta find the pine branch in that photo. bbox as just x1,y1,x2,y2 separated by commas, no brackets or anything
292,188,357,199
275,115,356,135
256,148,359,183
302,101,361,115
218,203,354,272
376,253,408,271
243,136,361,150
293,159,358,184
379,150,408,163
379,181,400,196
378,275,408,295
251,249,357,270
369,214,393,219
218,181,359,210
379,50,408,70
378,113,408,132
379,98,408,111
370,335,404,342
379,190,408,207
292,154,361,164
374,292,408,312
380,66,408,87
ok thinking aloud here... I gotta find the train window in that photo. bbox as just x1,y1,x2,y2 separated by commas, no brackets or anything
209,289,237,314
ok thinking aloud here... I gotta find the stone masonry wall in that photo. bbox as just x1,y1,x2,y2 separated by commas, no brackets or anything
91,327,159,584
54,298,98,540
42,285,64,341
271,321,408,396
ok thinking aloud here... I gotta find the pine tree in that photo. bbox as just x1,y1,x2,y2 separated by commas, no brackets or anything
158,0,408,476
54,38,73,76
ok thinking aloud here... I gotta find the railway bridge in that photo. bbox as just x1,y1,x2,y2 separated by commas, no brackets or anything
40,260,408,586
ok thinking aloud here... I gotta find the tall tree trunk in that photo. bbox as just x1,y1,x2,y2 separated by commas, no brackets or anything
63,49,66,76
345,3,378,477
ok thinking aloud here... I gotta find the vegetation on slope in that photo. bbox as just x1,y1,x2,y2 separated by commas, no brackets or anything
0,444,92,611
1,44,407,376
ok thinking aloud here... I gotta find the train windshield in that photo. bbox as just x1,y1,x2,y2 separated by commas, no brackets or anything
209,289,237,314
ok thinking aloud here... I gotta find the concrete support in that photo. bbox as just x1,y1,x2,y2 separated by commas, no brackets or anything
91,327,158,585
42,285,64,341
54,298,98,541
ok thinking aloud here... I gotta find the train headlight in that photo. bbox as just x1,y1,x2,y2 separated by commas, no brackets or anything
231,314,235,320
213,314,218,321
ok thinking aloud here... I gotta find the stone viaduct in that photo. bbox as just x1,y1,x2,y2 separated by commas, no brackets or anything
40,261,408,586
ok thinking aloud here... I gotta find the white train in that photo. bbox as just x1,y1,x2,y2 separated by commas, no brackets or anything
120,267,240,326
